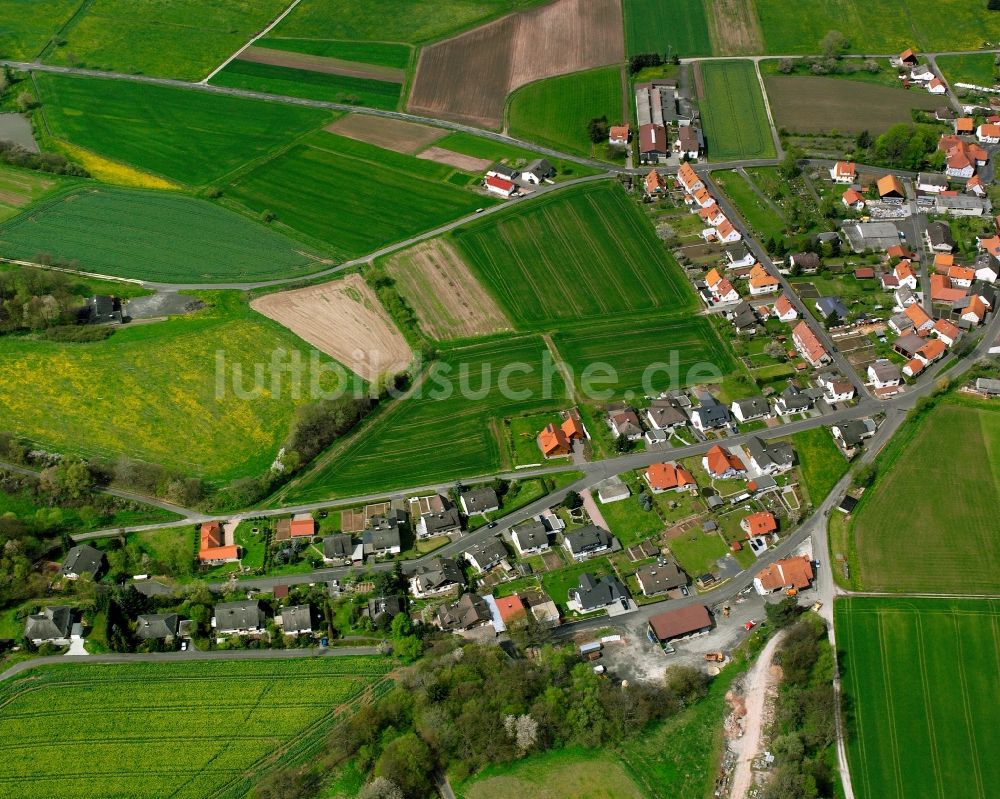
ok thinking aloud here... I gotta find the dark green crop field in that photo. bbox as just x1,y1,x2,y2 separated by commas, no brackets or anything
34,73,331,186
837,597,1000,799
283,336,568,501
453,182,695,329
0,187,326,282
209,60,403,110
227,130,492,260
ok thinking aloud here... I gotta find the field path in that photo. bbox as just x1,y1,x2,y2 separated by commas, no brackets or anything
728,629,786,799
201,0,306,83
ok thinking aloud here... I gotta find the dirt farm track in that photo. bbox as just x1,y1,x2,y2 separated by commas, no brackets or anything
407,0,624,128
250,274,412,383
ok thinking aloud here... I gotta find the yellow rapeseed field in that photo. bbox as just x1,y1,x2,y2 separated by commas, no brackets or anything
0,293,345,482
56,141,179,190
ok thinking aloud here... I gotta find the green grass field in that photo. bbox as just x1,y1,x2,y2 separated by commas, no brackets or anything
698,60,775,160
757,0,1000,55
622,0,712,57
227,129,491,259
270,0,546,45
713,170,785,240
0,164,64,222
668,531,727,576
848,397,1000,594
790,427,849,506
0,656,391,799
41,0,288,80
0,186,327,282
456,748,646,799
259,38,413,69
209,59,403,110
453,183,695,329
34,73,331,186
936,53,998,88
552,315,735,398
0,0,78,60
507,67,624,159
0,292,349,483
282,336,568,501
836,597,1000,799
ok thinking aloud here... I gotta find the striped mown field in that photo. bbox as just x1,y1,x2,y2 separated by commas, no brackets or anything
453,182,696,329
836,597,1000,799
0,657,392,799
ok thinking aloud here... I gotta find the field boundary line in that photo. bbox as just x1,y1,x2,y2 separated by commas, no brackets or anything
35,0,94,61
913,614,946,799
202,0,306,84
876,611,905,799
753,60,782,159
952,613,986,799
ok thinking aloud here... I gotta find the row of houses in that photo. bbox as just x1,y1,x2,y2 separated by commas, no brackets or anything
677,163,742,244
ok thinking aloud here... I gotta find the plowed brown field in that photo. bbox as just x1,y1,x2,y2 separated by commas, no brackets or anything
326,114,446,153
238,46,405,82
385,240,511,340
250,274,412,382
416,146,493,172
408,0,624,128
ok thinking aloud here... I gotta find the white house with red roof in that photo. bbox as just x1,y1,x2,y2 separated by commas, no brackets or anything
608,124,630,146
927,77,946,94
894,260,918,290
484,175,517,197
792,321,829,367
773,294,798,322
977,123,1000,144
715,219,741,243
830,161,856,184
842,188,865,210
677,162,703,194
932,318,961,347
748,263,780,296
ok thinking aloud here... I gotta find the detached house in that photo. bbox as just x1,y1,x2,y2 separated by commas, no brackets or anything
690,393,730,431
868,359,902,388
435,593,491,632
608,124,630,146
932,318,961,346
731,396,771,423
842,188,865,210
748,263,780,295
198,522,240,564
745,437,794,475
703,444,746,479
511,520,549,556
25,606,73,645
213,601,266,636
460,488,500,516
645,462,696,493
59,544,105,581
464,538,508,574
645,398,687,431
775,383,814,414
608,408,644,440
977,123,1000,144
741,511,778,537
753,556,814,595
639,123,669,163
635,561,687,597
773,294,798,322
568,573,628,613
563,526,614,561
830,161,856,184
410,557,465,597
537,416,584,458
417,507,462,539
894,260,918,289
792,321,830,367
484,175,518,197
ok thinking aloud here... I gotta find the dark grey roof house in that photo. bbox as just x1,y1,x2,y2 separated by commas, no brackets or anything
834,420,876,449
569,574,628,612
136,613,180,640
279,604,314,635
59,544,105,580
731,396,771,422
25,606,73,644
435,593,491,632
213,600,266,634
645,398,687,430
416,507,462,538
635,561,687,596
691,394,730,430
460,488,500,515
511,520,549,555
323,534,353,562
563,525,613,561
465,538,508,573
816,296,849,321
411,557,465,595
489,163,520,181
926,220,955,252
745,437,794,475
522,158,555,183
367,596,404,625
82,295,122,324
362,527,401,556
775,383,813,414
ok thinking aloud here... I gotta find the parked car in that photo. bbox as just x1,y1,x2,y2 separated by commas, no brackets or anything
744,620,756,631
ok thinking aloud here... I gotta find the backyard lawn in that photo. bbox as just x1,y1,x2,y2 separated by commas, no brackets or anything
790,427,849,506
